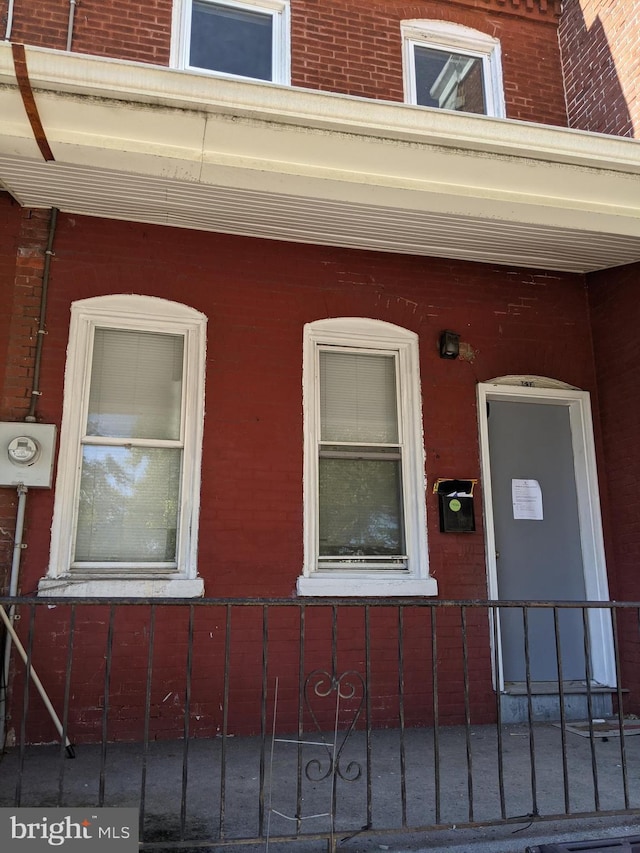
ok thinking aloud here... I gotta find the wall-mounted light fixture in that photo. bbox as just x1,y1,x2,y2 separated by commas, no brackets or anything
439,330,460,359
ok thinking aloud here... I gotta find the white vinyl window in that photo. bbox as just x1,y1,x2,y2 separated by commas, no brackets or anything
298,318,437,597
402,21,505,118
40,296,207,598
172,0,290,84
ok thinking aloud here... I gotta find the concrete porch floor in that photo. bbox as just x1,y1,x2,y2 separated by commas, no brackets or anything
1,723,640,852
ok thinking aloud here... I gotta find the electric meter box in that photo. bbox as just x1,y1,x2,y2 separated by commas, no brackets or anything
0,422,57,488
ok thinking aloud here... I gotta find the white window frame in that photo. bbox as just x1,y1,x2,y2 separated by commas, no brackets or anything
297,318,436,597
40,295,207,598
171,0,291,85
401,20,506,118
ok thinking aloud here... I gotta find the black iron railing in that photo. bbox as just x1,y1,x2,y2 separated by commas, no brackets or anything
0,597,639,851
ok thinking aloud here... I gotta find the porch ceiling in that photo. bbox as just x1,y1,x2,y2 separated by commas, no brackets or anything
1,44,640,273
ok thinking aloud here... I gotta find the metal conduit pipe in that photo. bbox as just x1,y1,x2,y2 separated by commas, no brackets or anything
26,206,58,423
1,207,60,744
0,484,27,741
5,1,76,50
6,486,27,603
4,0,16,41
66,0,77,52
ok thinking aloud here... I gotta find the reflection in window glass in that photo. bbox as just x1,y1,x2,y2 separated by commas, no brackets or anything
319,457,404,558
75,447,182,563
190,1,273,80
414,45,486,114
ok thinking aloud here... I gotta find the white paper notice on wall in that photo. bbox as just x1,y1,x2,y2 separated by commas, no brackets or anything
512,479,543,520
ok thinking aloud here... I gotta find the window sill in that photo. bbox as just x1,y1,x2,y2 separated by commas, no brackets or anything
180,64,286,87
37,576,204,598
296,574,438,597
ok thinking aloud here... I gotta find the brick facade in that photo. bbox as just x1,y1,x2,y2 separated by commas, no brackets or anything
563,0,640,706
17,211,593,599
4,204,601,740
588,263,640,702
2,0,568,126
289,0,566,124
1,0,639,742
560,0,640,137
0,198,53,592
3,0,173,63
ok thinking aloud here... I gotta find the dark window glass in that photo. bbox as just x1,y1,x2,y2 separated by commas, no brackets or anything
190,1,273,81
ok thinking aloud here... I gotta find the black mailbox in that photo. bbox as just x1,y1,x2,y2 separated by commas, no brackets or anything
436,479,476,533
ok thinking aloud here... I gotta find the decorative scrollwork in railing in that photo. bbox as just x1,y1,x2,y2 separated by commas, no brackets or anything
303,668,366,783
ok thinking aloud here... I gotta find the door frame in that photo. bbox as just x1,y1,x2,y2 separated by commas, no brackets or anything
477,380,615,691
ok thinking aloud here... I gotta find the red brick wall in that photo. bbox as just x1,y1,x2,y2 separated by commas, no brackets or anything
4,0,567,126
0,198,53,423
0,194,53,593
588,263,640,707
23,215,597,597
5,0,173,63
0,194,20,589
560,0,640,137
10,601,498,743
0,195,19,423
291,0,566,124
3,211,601,741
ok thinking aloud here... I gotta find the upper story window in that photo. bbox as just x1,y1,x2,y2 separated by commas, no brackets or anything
298,318,437,598
172,0,290,84
40,296,207,598
402,21,506,118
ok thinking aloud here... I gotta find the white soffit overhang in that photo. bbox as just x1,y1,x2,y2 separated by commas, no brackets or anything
1,44,640,273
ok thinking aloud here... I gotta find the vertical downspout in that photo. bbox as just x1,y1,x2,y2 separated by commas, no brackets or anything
66,0,77,52
4,0,16,41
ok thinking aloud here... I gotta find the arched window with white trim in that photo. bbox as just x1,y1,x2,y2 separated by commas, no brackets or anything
298,318,436,597
41,295,207,598
402,20,506,118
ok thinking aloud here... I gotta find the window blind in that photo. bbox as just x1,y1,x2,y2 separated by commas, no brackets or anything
320,350,398,444
86,329,183,440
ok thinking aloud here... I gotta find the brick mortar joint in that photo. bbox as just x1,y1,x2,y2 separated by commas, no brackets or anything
465,0,561,17
363,0,562,20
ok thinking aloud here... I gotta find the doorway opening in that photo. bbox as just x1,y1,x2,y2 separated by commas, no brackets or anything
477,380,615,719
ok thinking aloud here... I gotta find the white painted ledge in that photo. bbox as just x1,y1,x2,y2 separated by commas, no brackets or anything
1,43,639,173
1,43,639,271
37,576,205,598
297,575,438,597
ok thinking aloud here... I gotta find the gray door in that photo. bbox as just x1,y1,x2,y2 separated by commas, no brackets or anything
487,400,587,682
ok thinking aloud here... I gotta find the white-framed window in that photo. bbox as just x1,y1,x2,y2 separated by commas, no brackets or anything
39,295,207,598
402,20,505,118
297,318,436,597
171,0,290,84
